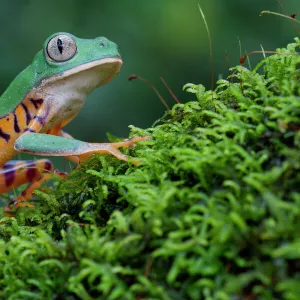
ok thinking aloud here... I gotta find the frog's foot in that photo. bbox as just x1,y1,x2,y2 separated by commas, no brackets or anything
79,136,151,164
1,160,67,217
15,133,151,165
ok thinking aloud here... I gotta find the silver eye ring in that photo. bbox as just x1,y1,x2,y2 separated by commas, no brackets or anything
46,34,77,62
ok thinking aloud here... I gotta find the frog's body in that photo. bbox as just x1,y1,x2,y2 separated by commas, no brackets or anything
0,32,148,213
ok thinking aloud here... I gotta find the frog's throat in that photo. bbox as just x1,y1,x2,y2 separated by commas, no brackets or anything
40,57,123,88
30,57,123,132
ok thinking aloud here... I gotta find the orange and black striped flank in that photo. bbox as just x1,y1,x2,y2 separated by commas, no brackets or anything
0,97,44,166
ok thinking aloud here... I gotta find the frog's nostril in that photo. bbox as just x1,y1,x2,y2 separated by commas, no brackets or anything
100,42,105,48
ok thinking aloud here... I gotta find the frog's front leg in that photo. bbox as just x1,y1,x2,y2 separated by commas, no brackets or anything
15,133,150,164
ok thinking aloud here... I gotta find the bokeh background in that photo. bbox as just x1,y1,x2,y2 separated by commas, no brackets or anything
0,0,299,166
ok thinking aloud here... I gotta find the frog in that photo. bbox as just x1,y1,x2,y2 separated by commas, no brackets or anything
0,32,149,214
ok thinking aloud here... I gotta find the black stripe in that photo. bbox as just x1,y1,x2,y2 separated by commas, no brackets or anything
21,103,32,125
30,98,44,109
2,163,16,187
0,128,10,142
44,160,53,171
26,167,37,182
13,112,20,133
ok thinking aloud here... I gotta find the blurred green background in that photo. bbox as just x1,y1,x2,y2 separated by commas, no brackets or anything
0,0,298,148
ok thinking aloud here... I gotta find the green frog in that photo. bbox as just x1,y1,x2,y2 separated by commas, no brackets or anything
0,32,148,213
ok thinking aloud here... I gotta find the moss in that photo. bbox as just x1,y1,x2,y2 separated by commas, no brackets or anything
0,38,300,299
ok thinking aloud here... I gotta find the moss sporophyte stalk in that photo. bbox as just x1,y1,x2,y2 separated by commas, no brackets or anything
0,38,300,299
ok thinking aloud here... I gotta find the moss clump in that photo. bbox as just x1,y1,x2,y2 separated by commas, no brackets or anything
0,38,300,299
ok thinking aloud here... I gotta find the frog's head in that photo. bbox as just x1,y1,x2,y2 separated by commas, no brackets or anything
0,32,122,122
34,32,122,88
29,32,123,129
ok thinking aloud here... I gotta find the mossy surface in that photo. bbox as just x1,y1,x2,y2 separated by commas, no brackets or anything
0,38,300,299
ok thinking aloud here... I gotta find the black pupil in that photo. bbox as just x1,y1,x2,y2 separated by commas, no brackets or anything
57,38,63,54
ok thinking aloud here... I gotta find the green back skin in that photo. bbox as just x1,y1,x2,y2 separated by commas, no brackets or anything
0,32,120,118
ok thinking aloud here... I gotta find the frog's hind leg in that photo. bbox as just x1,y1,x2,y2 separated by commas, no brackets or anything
0,159,66,216
0,160,53,193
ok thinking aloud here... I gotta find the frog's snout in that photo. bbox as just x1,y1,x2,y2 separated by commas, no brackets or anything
97,39,121,58
99,39,116,47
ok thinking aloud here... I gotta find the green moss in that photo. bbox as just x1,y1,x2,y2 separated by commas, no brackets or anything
0,38,300,299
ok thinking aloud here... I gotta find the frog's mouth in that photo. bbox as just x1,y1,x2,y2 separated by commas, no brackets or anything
40,57,123,89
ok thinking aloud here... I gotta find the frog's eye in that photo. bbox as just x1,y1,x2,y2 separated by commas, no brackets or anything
46,34,77,62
